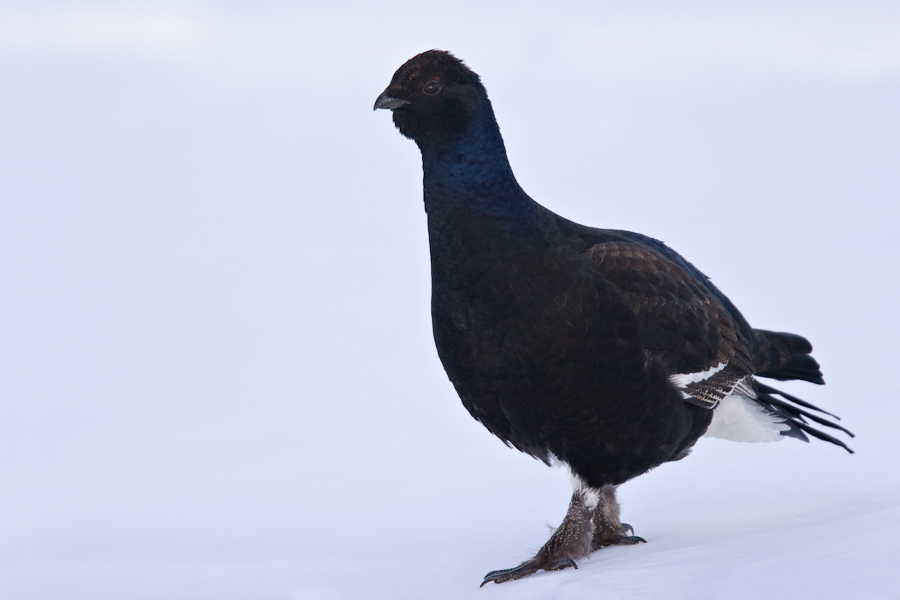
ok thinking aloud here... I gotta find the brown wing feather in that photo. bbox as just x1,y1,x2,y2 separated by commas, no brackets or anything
585,241,754,408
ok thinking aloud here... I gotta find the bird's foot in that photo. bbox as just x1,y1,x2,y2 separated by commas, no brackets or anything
605,534,647,547
592,520,647,549
481,487,596,586
613,522,646,544
480,557,578,587
479,485,646,586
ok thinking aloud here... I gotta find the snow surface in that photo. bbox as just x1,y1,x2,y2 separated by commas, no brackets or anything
2,2,899,599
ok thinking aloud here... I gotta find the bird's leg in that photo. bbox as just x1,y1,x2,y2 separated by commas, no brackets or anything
591,485,647,549
480,481,597,586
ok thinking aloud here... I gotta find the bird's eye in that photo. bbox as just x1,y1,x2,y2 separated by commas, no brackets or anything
423,80,440,94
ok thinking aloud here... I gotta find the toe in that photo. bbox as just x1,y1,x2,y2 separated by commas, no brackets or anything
616,535,647,545
547,558,578,571
480,564,538,586
480,556,578,586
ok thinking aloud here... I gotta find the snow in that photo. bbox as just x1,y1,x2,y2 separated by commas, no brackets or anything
2,2,899,599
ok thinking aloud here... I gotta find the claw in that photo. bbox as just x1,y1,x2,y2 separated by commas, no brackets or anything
549,558,578,571
621,522,634,536
481,568,522,587
617,535,647,545
593,531,648,549
480,565,536,587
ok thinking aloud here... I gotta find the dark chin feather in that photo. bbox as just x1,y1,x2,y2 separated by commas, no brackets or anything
392,109,419,141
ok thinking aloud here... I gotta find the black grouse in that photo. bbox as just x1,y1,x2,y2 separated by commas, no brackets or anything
374,50,853,586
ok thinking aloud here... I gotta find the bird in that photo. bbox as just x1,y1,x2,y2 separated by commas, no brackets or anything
373,50,853,586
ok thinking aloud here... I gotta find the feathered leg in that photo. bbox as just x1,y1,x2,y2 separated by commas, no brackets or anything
480,484,595,586
591,485,647,549
481,479,646,586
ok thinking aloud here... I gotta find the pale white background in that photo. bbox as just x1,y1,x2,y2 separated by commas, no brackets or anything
2,2,898,599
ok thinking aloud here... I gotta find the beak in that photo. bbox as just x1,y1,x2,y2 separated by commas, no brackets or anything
373,89,411,111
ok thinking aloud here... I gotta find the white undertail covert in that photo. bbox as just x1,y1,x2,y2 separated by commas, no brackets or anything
704,380,789,443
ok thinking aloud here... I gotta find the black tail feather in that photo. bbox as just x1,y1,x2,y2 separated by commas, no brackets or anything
763,396,855,437
754,382,854,454
795,421,855,454
756,382,841,420
755,330,825,385
760,354,825,384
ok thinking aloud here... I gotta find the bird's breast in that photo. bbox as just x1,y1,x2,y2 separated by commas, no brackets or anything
429,246,626,393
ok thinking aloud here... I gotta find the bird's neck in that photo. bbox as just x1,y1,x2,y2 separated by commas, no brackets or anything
418,113,557,285
419,111,538,224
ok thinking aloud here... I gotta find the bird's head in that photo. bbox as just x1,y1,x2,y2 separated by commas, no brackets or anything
374,50,489,148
